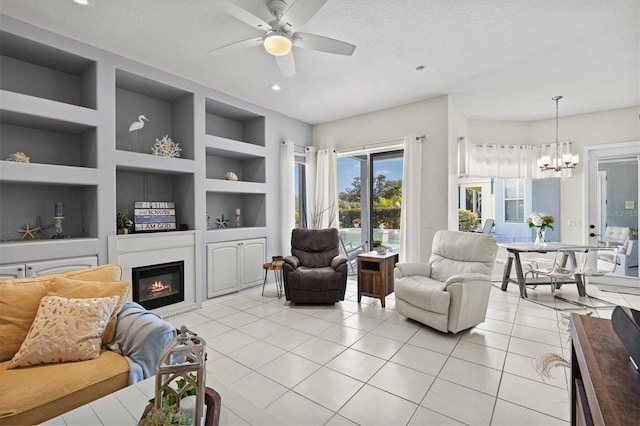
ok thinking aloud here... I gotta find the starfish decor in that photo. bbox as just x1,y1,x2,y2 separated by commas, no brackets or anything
215,214,229,229
17,222,42,240
16,217,53,240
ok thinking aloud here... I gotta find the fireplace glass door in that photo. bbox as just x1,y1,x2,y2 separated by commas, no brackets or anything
132,261,184,309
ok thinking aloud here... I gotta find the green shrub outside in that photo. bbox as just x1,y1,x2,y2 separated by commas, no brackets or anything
339,207,401,229
458,209,479,232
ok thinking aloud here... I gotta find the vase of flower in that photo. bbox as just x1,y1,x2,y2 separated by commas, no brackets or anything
526,212,554,246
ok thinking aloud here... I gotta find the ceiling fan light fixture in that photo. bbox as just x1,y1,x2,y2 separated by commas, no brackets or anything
264,33,292,56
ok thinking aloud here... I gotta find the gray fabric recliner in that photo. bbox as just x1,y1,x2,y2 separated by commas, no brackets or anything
394,230,498,333
283,228,348,303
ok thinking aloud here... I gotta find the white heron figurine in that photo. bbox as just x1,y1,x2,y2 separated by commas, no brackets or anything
128,115,149,152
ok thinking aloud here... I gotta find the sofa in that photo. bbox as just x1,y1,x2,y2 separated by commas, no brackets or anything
0,264,176,425
394,230,498,333
283,228,348,303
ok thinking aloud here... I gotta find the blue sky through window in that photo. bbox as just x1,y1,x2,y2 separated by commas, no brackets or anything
338,156,403,193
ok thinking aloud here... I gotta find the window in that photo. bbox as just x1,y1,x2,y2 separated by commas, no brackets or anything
463,186,483,221
294,162,307,228
504,179,524,223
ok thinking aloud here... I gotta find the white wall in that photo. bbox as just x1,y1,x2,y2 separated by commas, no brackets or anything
313,96,449,260
314,95,638,255
470,106,640,243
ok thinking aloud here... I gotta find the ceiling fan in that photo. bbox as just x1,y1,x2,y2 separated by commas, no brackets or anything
210,0,356,77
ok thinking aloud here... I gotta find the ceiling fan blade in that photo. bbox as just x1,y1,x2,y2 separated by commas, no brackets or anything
219,0,271,29
279,0,327,30
275,53,296,77
209,37,263,55
294,32,356,56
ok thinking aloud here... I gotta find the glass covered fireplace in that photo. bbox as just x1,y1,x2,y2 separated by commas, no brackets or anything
132,261,184,310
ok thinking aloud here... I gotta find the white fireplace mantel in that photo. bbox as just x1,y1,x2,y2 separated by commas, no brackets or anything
108,231,201,317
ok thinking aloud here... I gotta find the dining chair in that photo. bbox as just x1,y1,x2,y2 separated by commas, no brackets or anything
536,246,619,309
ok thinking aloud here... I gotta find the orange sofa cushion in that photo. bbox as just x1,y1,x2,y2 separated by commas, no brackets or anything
0,264,122,362
0,350,129,425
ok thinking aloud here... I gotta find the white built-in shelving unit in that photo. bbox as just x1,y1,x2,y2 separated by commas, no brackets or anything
0,16,313,302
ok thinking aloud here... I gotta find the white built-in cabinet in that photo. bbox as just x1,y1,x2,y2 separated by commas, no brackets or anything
0,256,97,279
206,238,265,297
0,17,279,299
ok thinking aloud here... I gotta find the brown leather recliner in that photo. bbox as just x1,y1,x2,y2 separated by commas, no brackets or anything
283,228,348,303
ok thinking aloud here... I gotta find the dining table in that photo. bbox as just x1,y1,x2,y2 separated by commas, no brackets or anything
499,242,592,299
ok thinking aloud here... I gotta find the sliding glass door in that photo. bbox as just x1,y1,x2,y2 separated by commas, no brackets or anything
338,150,404,255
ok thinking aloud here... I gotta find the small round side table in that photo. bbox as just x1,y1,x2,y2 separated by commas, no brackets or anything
262,260,284,298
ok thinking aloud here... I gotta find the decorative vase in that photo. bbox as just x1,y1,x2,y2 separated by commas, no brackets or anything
534,228,546,245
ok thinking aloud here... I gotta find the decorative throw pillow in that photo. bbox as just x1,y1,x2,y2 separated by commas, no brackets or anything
8,295,119,369
0,264,123,362
47,277,130,344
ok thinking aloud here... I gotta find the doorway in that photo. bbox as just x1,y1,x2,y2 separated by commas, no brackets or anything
586,142,639,282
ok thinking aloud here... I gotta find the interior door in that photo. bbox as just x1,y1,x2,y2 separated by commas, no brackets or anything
586,142,639,282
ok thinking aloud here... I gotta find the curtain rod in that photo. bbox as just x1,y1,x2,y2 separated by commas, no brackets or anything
337,135,425,154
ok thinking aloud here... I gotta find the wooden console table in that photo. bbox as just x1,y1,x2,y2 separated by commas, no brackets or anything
357,251,398,307
570,313,640,425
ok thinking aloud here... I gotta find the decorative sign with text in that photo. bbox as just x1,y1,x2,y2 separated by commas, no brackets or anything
134,201,176,232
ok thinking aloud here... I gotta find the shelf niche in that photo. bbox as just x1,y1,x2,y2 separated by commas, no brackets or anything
115,69,194,160
205,148,265,183
205,98,265,146
116,169,194,232
206,192,266,229
0,182,97,242
0,31,97,109
0,110,97,168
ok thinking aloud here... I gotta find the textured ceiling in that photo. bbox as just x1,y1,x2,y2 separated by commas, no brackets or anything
1,0,638,124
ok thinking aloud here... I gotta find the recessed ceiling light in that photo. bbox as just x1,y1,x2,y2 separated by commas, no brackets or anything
269,83,282,91
73,0,89,4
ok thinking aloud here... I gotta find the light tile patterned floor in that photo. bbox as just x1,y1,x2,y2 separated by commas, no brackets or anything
170,278,639,425
45,277,640,425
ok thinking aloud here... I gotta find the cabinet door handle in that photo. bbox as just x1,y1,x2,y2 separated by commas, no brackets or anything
17,267,23,271
27,266,33,270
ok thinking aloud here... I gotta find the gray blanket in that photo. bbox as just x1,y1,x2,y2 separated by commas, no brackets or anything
106,301,176,385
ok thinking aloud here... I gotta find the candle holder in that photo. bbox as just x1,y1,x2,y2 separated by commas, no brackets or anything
52,216,66,239
146,326,207,425
235,213,241,227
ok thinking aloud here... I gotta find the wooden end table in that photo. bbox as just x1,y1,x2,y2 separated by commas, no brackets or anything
262,260,283,298
357,251,398,307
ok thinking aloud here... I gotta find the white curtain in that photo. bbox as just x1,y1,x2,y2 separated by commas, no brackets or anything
313,148,338,228
400,135,422,263
280,140,295,254
304,146,317,228
467,143,538,178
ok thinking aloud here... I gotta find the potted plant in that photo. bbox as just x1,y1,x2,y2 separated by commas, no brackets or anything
526,212,554,245
138,405,194,426
140,374,199,426
116,209,133,234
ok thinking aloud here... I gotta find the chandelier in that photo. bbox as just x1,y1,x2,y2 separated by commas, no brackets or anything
537,96,579,176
